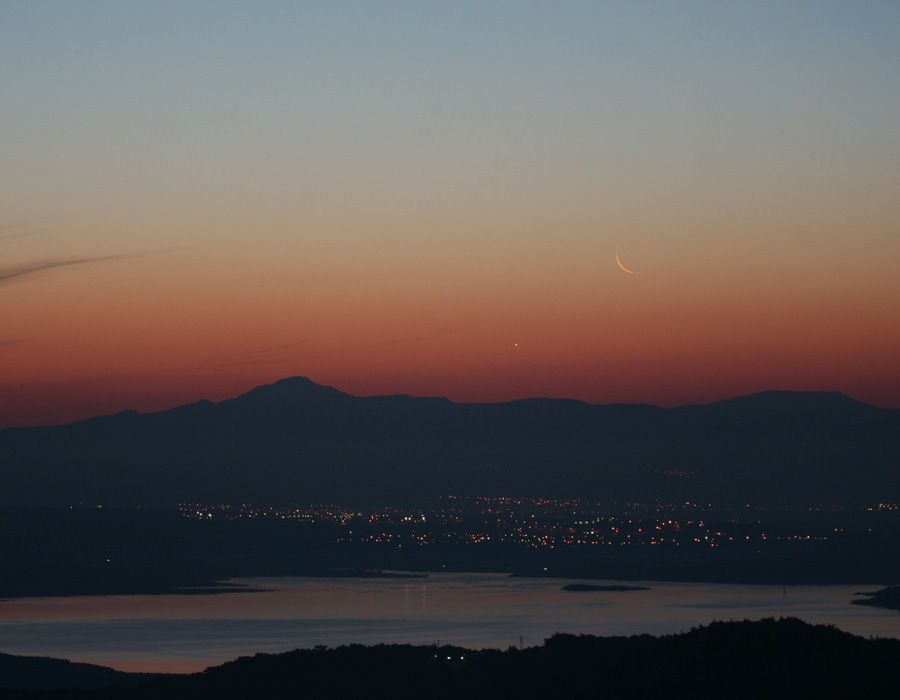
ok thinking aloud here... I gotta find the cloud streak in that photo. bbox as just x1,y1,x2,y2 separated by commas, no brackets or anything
0,227,41,242
0,222,44,240
199,326,471,372
200,341,312,371
0,253,149,286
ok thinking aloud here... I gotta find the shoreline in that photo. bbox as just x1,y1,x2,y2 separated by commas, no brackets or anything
0,570,888,602
0,570,428,601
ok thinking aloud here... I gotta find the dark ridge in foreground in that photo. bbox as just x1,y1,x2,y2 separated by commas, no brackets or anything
0,653,162,691
3,618,900,699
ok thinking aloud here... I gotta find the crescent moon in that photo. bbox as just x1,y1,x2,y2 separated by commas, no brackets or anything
615,252,638,275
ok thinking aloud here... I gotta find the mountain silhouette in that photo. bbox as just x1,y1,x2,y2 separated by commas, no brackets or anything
0,378,897,507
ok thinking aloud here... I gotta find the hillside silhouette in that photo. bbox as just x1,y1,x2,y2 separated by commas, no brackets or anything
2,618,899,699
0,652,160,691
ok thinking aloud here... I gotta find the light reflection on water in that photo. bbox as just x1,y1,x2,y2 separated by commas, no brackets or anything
0,573,897,673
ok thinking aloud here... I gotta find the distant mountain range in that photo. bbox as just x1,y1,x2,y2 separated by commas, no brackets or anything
1,377,898,507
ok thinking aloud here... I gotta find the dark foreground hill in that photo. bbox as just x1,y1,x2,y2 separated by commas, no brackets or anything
0,652,161,691
3,618,899,699
1,377,898,507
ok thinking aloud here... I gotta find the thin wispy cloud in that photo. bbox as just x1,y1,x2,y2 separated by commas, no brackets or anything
0,249,177,286
0,227,41,242
0,254,139,285
320,328,464,356
200,341,312,371
198,327,468,372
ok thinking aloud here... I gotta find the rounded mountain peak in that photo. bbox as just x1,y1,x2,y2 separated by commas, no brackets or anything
233,377,347,403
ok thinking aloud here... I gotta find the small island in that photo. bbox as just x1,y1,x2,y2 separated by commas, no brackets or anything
562,583,651,592
851,586,900,612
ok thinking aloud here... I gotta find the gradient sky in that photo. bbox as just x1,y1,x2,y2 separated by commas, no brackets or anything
2,1,899,426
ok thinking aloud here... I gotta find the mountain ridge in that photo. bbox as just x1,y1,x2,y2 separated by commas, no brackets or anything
1,376,885,433
1,376,897,507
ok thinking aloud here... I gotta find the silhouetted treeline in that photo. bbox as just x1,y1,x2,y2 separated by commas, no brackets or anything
0,653,161,692
2,618,899,699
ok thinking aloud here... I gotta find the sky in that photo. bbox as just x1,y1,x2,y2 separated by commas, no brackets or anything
2,1,899,426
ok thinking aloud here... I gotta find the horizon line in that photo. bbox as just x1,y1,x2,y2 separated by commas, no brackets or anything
1,375,887,431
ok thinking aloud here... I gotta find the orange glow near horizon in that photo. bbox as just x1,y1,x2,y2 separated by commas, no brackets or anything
2,233,899,427
2,3,899,426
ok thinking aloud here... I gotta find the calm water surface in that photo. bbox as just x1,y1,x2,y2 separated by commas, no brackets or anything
0,573,897,673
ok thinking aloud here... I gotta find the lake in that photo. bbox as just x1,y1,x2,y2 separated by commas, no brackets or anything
0,573,897,673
